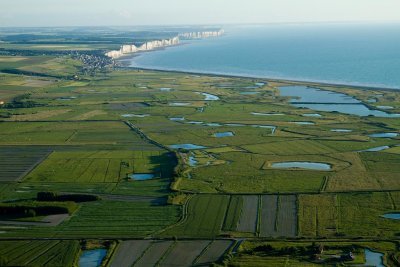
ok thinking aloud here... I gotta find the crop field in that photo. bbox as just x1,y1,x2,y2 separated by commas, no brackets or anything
222,195,243,231
24,150,174,183
236,195,259,233
109,239,233,267
0,240,79,266
0,146,51,181
232,240,399,267
298,192,400,237
110,240,152,267
164,195,230,237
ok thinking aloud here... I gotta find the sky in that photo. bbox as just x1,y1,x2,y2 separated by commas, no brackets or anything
1,0,400,27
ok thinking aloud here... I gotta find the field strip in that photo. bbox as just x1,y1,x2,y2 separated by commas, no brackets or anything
159,240,210,267
109,240,152,267
260,195,278,237
276,195,297,237
194,240,234,266
236,195,259,233
134,241,174,267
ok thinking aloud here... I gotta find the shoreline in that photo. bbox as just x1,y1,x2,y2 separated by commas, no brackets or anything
118,65,400,92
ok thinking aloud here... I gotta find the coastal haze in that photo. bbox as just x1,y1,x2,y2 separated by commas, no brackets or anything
126,23,400,89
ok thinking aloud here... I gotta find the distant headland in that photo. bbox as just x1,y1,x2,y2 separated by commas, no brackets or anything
105,29,224,59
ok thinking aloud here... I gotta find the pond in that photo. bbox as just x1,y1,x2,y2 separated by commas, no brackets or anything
169,102,191,106
279,86,400,117
362,146,390,152
364,249,384,267
331,129,353,133
200,92,220,101
169,117,185,121
381,213,400,220
279,86,359,103
205,123,222,127
271,162,332,171
188,156,198,167
255,82,266,87
291,121,315,125
169,144,206,150
302,113,322,117
377,105,393,110
121,114,149,118
214,132,234,138
129,173,155,180
160,87,172,91
79,249,107,267
369,133,398,138
251,112,285,116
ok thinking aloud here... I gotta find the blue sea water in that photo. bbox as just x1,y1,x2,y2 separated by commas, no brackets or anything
126,23,400,89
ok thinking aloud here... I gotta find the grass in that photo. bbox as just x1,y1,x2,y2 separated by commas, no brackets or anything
0,240,80,266
24,150,174,183
298,192,400,237
163,195,230,238
222,195,243,231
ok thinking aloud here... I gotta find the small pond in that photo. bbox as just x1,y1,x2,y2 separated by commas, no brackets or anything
214,132,234,138
79,249,107,267
367,98,377,103
205,123,222,127
303,113,322,117
200,92,220,101
381,213,400,220
121,114,149,118
169,117,185,121
169,102,191,106
160,87,172,91
364,249,384,267
271,162,332,171
331,129,353,133
291,121,315,125
362,146,390,152
377,105,393,110
188,156,198,167
169,144,206,150
187,121,203,124
251,112,284,116
129,173,155,181
255,82,265,86
369,133,398,138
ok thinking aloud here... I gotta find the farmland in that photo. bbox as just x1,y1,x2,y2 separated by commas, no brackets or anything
0,30,399,266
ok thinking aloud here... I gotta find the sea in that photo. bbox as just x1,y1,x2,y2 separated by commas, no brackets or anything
125,23,400,89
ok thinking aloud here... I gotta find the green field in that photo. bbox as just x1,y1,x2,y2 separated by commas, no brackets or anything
0,35,399,267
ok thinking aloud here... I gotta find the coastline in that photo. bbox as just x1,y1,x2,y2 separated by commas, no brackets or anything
119,65,400,92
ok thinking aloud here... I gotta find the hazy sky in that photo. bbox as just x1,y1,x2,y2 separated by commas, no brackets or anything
1,0,400,27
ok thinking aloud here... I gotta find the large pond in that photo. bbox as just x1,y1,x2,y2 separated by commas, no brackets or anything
369,133,398,138
381,213,400,220
79,249,107,267
364,249,384,267
279,86,400,117
362,146,390,152
169,144,206,150
200,92,220,101
129,173,155,180
214,132,234,138
271,162,332,171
